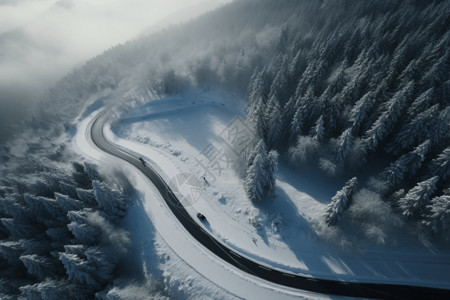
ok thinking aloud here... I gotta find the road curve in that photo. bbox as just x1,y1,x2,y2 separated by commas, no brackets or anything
90,111,450,300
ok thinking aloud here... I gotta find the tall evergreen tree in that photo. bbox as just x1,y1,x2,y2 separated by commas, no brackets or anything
427,146,450,181
324,177,358,225
398,176,439,220
335,128,353,168
364,81,414,151
349,91,374,135
423,194,450,235
378,140,431,189
265,95,283,147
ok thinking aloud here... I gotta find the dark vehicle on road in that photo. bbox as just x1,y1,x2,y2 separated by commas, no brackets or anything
139,157,146,166
197,213,206,221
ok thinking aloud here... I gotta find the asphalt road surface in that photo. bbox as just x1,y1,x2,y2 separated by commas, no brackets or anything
91,111,450,300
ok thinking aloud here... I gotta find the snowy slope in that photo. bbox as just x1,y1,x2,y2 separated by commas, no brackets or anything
73,101,325,299
107,88,450,290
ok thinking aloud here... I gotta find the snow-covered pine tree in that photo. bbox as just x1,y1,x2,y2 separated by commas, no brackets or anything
377,140,431,189
264,150,278,197
19,279,88,300
59,252,99,289
289,48,307,79
0,241,23,265
265,95,283,147
244,153,266,202
248,97,266,139
55,193,84,213
289,106,304,145
84,246,116,284
59,182,78,199
423,194,450,235
335,128,353,168
92,181,132,217
281,96,296,142
1,218,43,240
24,195,64,221
407,88,434,118
75,188,97,207
324,177,358,225
247,139,267,168
397,176,439,220
20,254,62,281
268,63,288,102
311,115,324,142
427,146,450,181
364,81,414,152
349,91,374,135
386,104,450,155
19,239,52,256
72,163,93,190
421,49,449,89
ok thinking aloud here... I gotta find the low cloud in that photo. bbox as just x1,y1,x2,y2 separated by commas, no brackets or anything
0,0,230,142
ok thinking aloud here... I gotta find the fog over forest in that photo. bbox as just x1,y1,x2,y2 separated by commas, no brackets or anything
0,0,228,143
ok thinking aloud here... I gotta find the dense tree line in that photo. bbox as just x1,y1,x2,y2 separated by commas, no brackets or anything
244,0,450,236
0,162,134,299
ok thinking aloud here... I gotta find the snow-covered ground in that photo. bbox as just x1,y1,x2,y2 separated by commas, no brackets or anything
73,96,324,299
74,88,450,298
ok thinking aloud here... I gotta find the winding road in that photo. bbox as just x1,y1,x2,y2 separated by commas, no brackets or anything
90,111,450,300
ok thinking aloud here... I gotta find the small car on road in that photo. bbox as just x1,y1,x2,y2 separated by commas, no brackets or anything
197,213,206,221
139,157,146,166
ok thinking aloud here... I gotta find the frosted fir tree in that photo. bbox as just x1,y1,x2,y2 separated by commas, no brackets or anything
398,176,439,220
0,241,23,264
75,188,97,207
268,64,288,101
0,197,31,220
427,146,450,180
84,246,116,283
20,254,61,281
264,150,278,197
67,222,99,246
24,195,64,221
311,115,324,142
248,67,270,109
19,239,51,256
19,279,88,300
335,128,353,168
92,181,132,217
423,194,450,235
247,139,267,168
349,91,374,135
378,140,431,189
289,49,307,78
324,177,358,225
72,162,93,190
59,182,78,199
364,81,414,152
406,88,434,118
265,95,283,147
421,49,449,89
64,245,88,257
245,153,267,202
289,106,304,144
387,104,441,155
248,97,266,139
59,252,99,289
1,218,42,240
55,193,84,213
281,96,297,139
